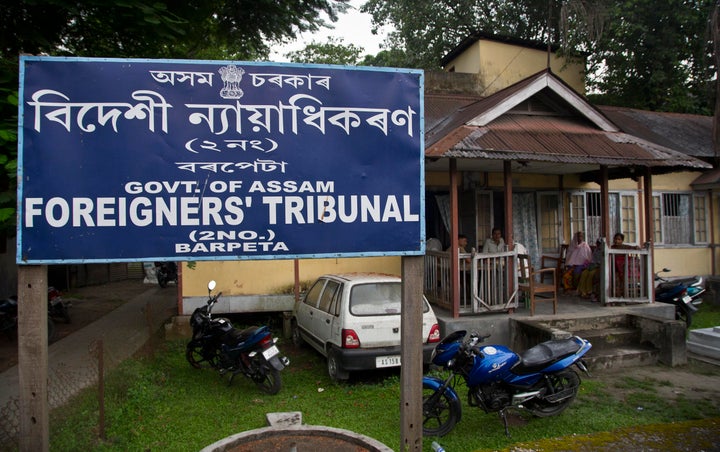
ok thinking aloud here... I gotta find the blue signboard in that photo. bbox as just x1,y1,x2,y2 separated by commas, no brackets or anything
17,57,424,264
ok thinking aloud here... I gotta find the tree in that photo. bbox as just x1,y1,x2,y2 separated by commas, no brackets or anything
361,0,559,69
584,0,715,113
0,0,349,235
361,0,716,114
285,37,364,65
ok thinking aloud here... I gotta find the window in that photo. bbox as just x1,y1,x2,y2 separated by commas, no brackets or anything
538,192,562,253
653,192,708,245
570,191,637,244
303,279,326,308
694,193,709,244
318,280,340,314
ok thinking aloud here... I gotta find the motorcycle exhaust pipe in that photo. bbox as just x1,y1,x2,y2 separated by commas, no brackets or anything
512,390,543,406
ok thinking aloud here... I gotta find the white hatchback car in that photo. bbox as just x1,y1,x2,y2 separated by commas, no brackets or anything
291,273,441,381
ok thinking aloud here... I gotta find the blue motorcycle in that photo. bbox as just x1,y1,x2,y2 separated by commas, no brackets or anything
422,330,592,437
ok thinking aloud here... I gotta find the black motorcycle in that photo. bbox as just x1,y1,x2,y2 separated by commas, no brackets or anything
155,262,178,288
185,280,290,395
654,268,705,327
1,294,58,342
48,286,72,323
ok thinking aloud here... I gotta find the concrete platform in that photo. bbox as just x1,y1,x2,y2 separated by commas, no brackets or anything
687,326,720,360
433,294,676,347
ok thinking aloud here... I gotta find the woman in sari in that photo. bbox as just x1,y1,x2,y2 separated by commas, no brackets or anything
563,231,592,291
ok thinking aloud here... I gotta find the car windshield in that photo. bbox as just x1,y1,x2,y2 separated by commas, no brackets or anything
349,282,429,316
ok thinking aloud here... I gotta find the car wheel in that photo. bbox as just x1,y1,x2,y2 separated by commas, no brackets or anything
327,348,349,381
291,320,304,347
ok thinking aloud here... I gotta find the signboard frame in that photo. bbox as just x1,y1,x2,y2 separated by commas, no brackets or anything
17,56,425,264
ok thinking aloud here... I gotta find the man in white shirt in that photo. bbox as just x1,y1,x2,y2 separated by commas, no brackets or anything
482,228,505,253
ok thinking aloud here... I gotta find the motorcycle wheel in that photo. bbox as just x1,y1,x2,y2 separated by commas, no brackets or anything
1,318,17,340
47,318,57,343
525,369,580,417
422,381,460,437
59,305,71,323
252,358,282,395
676,309,693,328
186,342,221,369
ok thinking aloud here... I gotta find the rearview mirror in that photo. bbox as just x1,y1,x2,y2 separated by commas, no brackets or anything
208,280,216,292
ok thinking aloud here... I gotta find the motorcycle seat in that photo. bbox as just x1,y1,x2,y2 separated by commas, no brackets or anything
226,325,262,344
657,281,683,291
514,338,582,374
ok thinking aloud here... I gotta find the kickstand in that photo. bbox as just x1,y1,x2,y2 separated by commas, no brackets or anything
499,409,511,437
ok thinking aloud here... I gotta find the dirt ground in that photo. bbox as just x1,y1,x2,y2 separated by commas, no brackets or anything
0,279,169,372
591,360,720,404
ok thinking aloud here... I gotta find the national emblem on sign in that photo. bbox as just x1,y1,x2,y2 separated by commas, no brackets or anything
219,65,244,99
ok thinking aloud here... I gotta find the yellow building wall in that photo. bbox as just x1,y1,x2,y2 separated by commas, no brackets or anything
445,40,585,95
181,256,401,297
654,248,710,278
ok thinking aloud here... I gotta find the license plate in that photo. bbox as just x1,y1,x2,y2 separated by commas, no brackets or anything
262,345,279,360
376,355,401,368
682,295,692,304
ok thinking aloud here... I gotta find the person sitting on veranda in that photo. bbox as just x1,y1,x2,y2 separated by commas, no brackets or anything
577,239,603,301
611,232,640,297
482,228,505,253
563,231,592,291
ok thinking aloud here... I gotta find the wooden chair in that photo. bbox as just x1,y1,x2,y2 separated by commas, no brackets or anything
540,244,568,290
517,254,557,316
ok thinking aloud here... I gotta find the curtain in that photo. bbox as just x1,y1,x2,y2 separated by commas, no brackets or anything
435,194,451,238
512,193,540,269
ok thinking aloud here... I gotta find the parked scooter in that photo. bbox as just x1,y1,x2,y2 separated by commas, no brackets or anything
654,268,704,328
155,261,178,288
0,294,58,342
423,330,592,437
185,280,290,395
47,286,71,323
0,296,18,339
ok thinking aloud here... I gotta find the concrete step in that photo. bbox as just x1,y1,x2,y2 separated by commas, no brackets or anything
687,327,720,361
573,327,641,351
548,314,630,332
583,345,658,371
687,326,720,347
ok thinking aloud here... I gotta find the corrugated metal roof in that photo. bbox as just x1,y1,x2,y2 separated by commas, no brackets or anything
424,71,712,172
439,116,707,168
598,105,714,159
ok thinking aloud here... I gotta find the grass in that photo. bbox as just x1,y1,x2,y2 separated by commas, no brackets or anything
690,300,720,330
45,313,720,452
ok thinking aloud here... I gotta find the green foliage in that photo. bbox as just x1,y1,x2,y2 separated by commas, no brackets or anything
285,37,364,65
47,339,720,451
0,0,349,233
585,0,715,114
362,0,567,69
362,0,716,114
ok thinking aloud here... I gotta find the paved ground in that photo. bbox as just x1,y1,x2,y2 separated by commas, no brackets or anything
0,280,163,373
0,279,178,410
